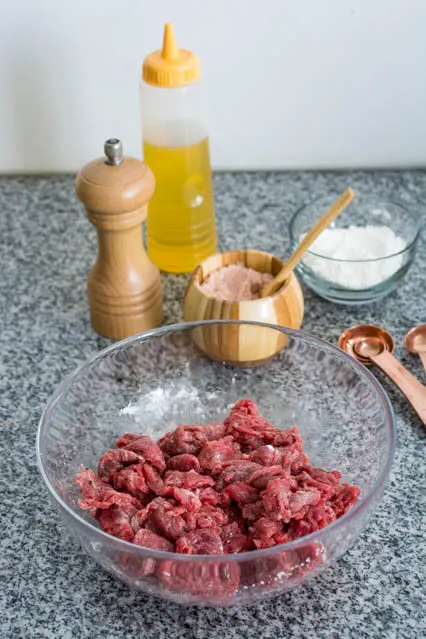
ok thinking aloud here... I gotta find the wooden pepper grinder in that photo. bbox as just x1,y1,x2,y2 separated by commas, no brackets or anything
76,138,163,340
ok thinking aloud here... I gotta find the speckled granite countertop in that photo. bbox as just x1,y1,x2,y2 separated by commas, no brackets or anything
1,171,425,639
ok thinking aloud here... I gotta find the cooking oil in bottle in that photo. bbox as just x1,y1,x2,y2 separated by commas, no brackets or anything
140,23,218,273
143,136,217,272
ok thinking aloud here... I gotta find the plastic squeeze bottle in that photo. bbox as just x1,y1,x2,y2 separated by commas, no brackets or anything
141,23,218,273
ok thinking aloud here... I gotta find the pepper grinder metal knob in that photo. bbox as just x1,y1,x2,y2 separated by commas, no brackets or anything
75,138,163,340
104,138,123,166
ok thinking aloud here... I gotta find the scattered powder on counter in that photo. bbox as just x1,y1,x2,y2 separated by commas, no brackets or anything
301,225,407,290
199,263,274,302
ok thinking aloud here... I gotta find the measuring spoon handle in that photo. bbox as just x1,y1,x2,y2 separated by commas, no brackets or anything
419,352,426,374
373,350,426,426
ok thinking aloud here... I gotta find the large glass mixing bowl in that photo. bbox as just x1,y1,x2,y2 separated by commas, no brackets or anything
37,321,395,606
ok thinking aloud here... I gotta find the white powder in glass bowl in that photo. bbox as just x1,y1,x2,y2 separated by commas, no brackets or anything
301,225,406,290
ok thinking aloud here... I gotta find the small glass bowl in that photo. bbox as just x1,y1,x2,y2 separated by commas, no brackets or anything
289,196,420,305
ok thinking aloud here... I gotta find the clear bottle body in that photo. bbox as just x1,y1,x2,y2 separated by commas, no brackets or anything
140,80,217,273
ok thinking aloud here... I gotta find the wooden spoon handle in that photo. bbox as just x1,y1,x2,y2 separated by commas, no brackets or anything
373,350,426,426
261,187,355,298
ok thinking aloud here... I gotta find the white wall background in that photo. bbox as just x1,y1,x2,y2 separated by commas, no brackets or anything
1,0,426,172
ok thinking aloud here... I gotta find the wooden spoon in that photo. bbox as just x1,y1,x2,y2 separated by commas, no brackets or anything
260,187,355,298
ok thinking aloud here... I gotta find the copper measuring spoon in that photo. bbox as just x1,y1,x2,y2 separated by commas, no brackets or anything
339,324,426,426
404,325,426,372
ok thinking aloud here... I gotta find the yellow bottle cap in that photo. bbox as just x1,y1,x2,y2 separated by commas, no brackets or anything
143,22,201,88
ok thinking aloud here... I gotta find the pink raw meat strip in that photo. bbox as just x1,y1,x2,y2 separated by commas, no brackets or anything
75,398,360,582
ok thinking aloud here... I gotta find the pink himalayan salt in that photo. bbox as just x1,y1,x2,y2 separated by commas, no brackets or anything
199,263,274,302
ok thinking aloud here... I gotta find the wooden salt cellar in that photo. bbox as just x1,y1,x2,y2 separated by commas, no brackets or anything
183,249,304,365
76,139,163,340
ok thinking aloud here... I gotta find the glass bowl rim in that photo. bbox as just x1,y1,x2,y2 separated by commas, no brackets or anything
289,196,421,263
36,319,396,563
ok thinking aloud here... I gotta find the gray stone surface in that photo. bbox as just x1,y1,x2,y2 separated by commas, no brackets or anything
1,171,425,638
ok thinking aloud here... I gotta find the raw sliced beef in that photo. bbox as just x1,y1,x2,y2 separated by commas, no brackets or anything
75,399,360,572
